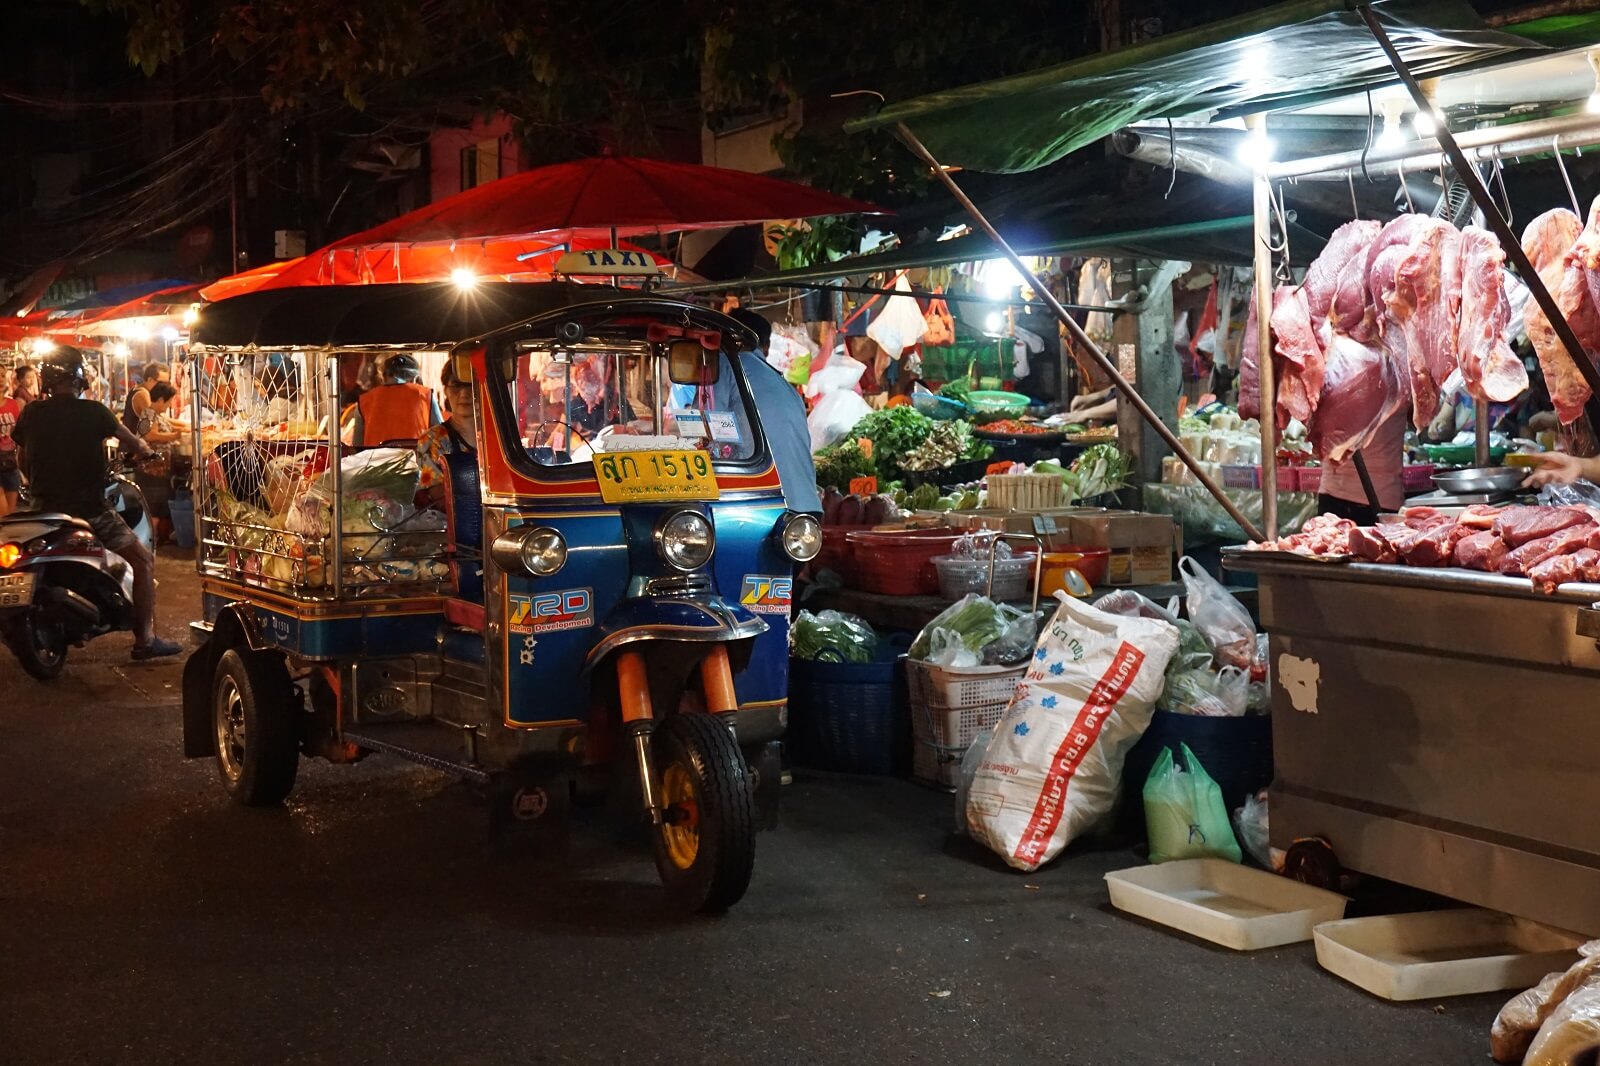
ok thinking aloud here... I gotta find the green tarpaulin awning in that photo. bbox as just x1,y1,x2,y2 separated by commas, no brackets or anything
847,0,1542,173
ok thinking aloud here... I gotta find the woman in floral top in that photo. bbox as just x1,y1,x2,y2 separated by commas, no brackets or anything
416,361,477,506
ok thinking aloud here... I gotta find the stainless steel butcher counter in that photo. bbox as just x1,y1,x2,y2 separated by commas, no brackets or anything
1226,552,1600,934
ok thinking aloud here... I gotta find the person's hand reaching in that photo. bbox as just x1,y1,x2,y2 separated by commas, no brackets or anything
1523,452,1587,488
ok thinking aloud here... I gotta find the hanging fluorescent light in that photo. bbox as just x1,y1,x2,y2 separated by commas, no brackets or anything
1236,115,1275,169
450,267,478,290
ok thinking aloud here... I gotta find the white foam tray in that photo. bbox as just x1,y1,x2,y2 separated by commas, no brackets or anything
1313,908,1586,1001
1105,859,1348,951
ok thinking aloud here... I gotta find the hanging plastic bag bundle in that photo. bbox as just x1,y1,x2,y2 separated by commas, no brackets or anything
1178,556,1259,671
1143,743,1242,864
865,274,929,359
965,593,1179,872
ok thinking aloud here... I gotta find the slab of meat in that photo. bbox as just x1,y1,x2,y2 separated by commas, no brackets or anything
1387,218,1462,430
1237,286,1283,422
1271,286,1324,425
1310,332,1406,463
1452,529,1507,571
1522,207,1596,425
1492,504,1591,548
1499,522,1596,576
1457,504,1501,530
1247,513,1357,556
1395,520,1468,567
1305,220,1381,338
1457,227,1530,403
1529,547,1600,594
1330,248,1379,343
1349,525,1398,563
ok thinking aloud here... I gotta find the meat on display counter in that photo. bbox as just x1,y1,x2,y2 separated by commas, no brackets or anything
1225,552,1600,935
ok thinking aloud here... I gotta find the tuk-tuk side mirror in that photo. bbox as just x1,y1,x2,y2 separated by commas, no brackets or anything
667,339,720,386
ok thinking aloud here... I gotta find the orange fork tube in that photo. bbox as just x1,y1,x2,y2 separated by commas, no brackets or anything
617,650,654,725
699,644,737,714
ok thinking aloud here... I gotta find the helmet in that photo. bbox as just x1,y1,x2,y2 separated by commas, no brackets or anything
39,346,88,395
380,354,420,384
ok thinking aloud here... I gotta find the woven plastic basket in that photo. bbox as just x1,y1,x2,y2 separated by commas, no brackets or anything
789,637,910,776
905,659,1023,790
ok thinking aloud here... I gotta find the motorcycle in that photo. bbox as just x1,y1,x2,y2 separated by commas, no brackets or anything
0,471,153,680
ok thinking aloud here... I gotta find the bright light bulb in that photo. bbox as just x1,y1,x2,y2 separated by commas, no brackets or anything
112,342,131,359
1413,110,1438,137
1235,127,1276,168
182,305,200,326
450,267,478,290
30,337,55,356
984,312,1003,332
982,259,1026,299
1588,93,1600,115
126,325,150,342
160,326,180,342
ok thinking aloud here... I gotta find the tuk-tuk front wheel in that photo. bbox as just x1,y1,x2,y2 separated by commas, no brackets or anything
651,711,755,914
212,648,299,806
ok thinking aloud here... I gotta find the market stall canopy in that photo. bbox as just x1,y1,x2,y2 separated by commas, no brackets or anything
67,283,200,338
51,278,195,314
192,282,624,349
257,233,683,290
332,154,885,245
847,0,1543,173
198,258,306,302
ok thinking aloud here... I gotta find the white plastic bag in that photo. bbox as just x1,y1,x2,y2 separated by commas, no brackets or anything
1162,664,1249,717
1179,556,1258,671
1232,790,1271,867
965,593,1180,872
954,728,994,837
865,274,927,359
807,390,873,452
802,356,865,400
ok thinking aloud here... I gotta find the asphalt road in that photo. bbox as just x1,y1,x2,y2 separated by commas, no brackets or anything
0,551,1506,1065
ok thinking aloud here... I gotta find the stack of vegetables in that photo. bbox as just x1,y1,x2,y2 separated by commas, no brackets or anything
814,406,992,492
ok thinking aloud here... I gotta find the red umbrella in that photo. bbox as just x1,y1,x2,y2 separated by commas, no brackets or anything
335,155,883,247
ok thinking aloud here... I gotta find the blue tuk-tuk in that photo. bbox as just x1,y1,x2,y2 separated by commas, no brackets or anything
180,272,819,912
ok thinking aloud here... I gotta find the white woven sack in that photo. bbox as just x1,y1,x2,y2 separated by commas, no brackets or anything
966,593,1179,871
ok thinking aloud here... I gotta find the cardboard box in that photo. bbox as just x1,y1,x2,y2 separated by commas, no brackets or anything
942,508,1100,535
1061,511,1180,586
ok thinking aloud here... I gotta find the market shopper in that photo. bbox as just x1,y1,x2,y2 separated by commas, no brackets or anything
1316,408,1407,525
134,381,182,544
352,353,440,447
12,364,38,406
416,361,477,506
0,377,21,516
12,346,180,660
122,361,168,433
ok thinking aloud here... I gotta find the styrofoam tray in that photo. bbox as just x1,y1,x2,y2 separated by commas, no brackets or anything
1313,909,1586,1001
1105,859,1348,951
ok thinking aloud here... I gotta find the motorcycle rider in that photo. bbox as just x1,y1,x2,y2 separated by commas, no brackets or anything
12,346,180,660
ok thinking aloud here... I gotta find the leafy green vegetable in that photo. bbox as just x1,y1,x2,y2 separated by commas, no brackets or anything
1070,443,1129,499
908,595,1023,660
814,439,875,493
853,407,933,480
938,378,972,407
790,610,876,663
907,482,943,511
902,419,976,473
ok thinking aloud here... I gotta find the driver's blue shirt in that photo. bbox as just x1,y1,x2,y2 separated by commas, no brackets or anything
668,350,820,514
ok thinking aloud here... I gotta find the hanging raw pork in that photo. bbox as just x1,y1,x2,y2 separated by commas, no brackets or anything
1457,226,1529,403
1522,207,1596,424
1270,285,1323,425
1365,215,1430,425
1386,217,1462,431
1304,220,1381,335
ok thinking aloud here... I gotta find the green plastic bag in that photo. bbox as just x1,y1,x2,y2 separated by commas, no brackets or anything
1142,743,1242,864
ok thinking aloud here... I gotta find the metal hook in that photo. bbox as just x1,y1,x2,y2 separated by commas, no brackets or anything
1493,156,1513,228
1165,118,1177,200
1400,160,1416,213
1554,135,1581,217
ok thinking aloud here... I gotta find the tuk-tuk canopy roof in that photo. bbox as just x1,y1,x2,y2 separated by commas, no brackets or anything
847,0,1543,173
192,281,624,350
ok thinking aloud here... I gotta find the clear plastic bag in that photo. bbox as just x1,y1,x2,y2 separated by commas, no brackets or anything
954,727,994,837
1142,743,1242,864
1526,973,1600,1066
1094,588,1181,625
908,594,1022,662
983,609,1044,666
789,610,877,663
926,628,981,668
1232,789,1271,868
1162,664,1249,717
1179,556,1259,671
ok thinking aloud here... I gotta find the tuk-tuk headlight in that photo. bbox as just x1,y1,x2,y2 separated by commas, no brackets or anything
656,510,714,571
491,526,567,577
780,513,822,562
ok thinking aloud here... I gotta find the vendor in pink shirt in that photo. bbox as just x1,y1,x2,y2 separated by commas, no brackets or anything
1316,408,1406,525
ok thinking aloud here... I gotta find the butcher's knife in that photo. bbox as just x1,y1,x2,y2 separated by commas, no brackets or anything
1352,451,1381,512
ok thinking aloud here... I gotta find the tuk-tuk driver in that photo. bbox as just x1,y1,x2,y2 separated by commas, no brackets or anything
351,354,441,447
416,361,477,508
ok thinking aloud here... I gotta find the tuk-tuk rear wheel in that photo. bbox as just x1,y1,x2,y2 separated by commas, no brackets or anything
212,648,299,807
650,711,754,914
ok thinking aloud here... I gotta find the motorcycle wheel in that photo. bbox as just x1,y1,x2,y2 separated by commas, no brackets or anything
212,648,299,806
651,712,755,914
12,612,67,682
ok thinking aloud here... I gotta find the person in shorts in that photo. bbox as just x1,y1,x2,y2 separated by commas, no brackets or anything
0,374,21,516
12,346,180,660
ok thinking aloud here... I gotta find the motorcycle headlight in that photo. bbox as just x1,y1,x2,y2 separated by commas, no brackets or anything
490,526,567,576
780,513,822,562
656,510,714,571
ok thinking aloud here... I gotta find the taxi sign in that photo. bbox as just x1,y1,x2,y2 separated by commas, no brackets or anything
555,249,662,277
595,449,720,504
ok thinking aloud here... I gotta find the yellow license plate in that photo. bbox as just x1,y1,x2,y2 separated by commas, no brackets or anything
595,450,720,504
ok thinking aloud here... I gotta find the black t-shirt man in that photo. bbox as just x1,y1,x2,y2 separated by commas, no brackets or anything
13,394,123,517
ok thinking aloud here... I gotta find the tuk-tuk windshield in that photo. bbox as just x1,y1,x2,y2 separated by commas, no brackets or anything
503,344,759,466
